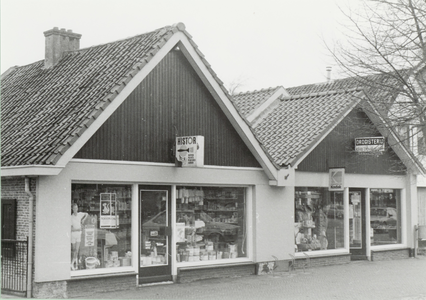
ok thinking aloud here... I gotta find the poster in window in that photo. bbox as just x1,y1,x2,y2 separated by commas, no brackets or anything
100,193,119,228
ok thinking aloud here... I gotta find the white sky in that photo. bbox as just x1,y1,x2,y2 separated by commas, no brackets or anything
0,0,354,92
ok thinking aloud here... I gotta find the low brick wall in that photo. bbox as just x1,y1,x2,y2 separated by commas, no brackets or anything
371,248,410,261
177,263,256,283
67,274,137,298
33,281,67,299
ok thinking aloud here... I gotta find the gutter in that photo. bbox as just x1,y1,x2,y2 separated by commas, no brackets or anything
24,178,34,298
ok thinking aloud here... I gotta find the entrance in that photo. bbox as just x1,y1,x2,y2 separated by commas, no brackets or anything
139,185,172,284
349,189,367,260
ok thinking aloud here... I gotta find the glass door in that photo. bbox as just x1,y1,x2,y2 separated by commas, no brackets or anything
349,189,367,259
139,185,172,284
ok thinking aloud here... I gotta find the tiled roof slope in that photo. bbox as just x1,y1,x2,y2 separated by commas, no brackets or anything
240,72,409,168
232,86,282,118
251,89,362,166
1,23,230,167
286,72,406,106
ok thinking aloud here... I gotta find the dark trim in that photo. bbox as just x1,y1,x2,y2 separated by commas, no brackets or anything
138,275,173,284
177,261,255,272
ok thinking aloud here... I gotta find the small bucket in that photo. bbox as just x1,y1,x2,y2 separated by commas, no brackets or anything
85,257,100,269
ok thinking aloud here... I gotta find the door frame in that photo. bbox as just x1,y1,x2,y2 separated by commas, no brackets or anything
138,185,172,284
349,188,368,259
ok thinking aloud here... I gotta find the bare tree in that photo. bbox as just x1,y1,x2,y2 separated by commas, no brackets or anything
328,0,426,158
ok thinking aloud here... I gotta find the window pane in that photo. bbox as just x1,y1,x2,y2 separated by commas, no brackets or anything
176,186,246,263
71,184,132,271
370,189,400,245
295,188,344,252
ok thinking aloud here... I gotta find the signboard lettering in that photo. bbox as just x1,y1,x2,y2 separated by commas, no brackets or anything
176,136,204,167
355,137,385,153
329,168,345,191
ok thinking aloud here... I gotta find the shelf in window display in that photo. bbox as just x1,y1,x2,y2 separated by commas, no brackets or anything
204,198,241,201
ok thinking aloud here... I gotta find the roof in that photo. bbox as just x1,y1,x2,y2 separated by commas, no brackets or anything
250,89,362,167
232,86,283,118
0,23,230,168
235,73,425,173
1,23,281,182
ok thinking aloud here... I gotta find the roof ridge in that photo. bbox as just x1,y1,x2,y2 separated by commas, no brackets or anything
235,86,283,96
63,23,183,57
282,87,363,100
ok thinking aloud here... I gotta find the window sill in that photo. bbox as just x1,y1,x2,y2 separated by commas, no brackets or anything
70,267,137,279
370,244,408,252
294,249,349,258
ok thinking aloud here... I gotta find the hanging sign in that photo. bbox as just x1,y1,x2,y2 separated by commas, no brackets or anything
329,168,345,191
175,136,204,167
355,137,385,154
100,193,119,228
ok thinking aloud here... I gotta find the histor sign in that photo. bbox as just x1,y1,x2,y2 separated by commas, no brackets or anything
175,136,204,167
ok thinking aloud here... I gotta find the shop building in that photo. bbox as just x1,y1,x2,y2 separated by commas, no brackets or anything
1,23,424,298
233,79,425,262
1,23,293,298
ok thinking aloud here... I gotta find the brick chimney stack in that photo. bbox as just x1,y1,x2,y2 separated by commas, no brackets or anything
43,27,81,68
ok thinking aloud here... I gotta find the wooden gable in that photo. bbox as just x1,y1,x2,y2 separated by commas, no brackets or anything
74,49,261,168
297,108,406,175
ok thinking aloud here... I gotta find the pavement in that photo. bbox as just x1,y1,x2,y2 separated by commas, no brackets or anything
3,256,426,299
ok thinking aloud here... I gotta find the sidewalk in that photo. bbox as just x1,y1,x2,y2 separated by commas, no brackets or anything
71,256,426,300
3,257,425,299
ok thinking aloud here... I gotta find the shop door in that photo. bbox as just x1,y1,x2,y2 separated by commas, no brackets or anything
349,189,367,260
139,185,172,284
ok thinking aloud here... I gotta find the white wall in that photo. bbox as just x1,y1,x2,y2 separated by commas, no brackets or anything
253,184,294,261
34,160,288,282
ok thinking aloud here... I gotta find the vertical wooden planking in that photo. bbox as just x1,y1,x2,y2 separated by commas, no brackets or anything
75,50,260,168
298,109,406,175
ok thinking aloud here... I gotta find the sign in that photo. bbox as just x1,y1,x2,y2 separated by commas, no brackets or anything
100,193,119,228
355,137,385,153
175,136,204,167
329,168,345,191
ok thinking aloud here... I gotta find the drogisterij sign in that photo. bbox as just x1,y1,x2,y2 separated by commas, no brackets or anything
355,137,385,153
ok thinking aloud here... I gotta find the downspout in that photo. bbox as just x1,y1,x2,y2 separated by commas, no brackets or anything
25,177,34,298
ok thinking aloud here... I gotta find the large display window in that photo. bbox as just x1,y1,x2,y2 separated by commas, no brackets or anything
370,189,401,245
175,186,246,263
71,184,132,271
294,187,345,252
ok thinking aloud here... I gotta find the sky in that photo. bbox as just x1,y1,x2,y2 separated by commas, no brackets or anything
0,0,353,92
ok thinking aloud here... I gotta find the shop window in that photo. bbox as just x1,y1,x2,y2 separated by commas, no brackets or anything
370,189,401,245
71,184,132,271
175,186,246,263
295,188,344,252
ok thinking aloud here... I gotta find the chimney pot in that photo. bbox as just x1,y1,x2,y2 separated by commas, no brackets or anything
326,66,332,82
43,27,81,68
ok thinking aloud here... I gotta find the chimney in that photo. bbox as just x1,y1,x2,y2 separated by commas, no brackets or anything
326,66,332,82
43,27,82,68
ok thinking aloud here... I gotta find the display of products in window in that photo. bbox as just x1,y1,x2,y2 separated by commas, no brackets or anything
140,190,169,266
71,184,132,271
294,188,344,252
370,189,400,245
175,186,246,262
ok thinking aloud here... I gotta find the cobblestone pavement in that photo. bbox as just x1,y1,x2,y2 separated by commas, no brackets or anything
72,256,426,300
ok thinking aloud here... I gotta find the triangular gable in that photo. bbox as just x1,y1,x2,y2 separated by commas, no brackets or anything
1,23,279,182
297,105,407,174
74,49,261,168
